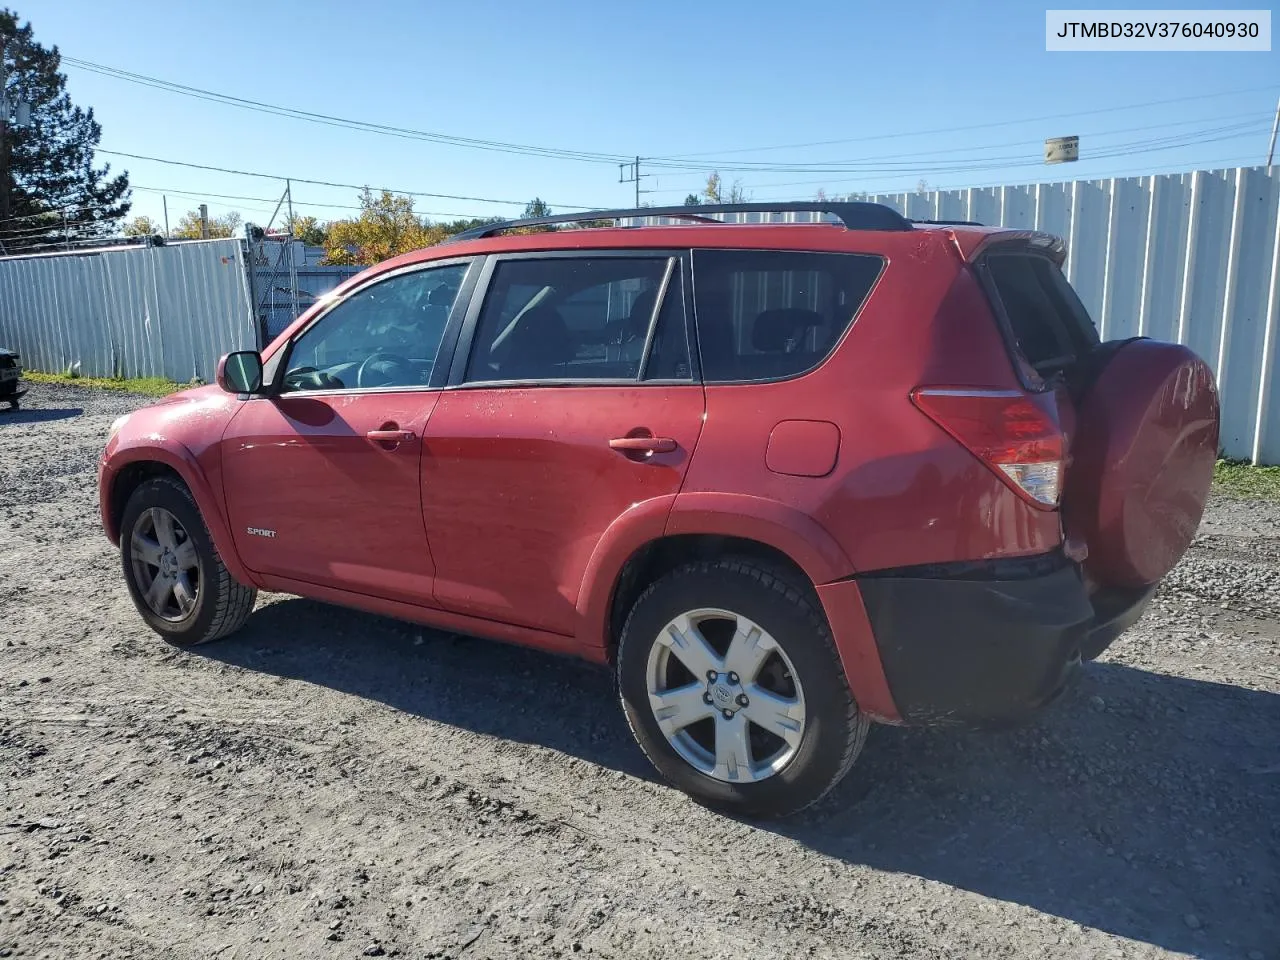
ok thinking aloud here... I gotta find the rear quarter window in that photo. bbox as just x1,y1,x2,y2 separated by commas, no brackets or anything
691,250,883,383
981,252,1100,374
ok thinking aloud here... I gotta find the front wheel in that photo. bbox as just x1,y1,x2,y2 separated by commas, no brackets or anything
617,559,869,818
120,476,257,646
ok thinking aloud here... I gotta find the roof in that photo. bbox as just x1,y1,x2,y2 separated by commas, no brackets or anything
446,201,915,242
345,202,1064,279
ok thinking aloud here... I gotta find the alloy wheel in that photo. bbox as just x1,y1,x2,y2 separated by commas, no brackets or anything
645,607,806,783
130,506,200,622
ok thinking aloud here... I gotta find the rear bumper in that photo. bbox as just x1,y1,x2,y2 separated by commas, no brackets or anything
855,555,1150,727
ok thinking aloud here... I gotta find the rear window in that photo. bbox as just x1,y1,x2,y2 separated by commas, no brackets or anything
982,253,1099,373
464,256,690,383
691,250,883,383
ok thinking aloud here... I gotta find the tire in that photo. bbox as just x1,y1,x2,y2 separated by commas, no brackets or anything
617,559,869,819
120,476,257,646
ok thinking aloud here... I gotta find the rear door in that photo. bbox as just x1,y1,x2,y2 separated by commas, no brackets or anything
421,251,704,636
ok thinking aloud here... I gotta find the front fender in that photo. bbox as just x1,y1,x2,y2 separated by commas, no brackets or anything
100,435,258,589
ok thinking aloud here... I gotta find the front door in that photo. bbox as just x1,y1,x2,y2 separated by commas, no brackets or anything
422,253,705,636
221,259,474,606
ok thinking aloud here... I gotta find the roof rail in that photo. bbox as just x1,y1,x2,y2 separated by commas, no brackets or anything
444,201,913,243
910,218,984,226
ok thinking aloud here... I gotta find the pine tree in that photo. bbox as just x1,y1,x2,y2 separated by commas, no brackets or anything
0,9,130,252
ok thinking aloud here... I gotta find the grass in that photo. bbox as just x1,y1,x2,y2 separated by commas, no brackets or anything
1213,459,1280,501
23,370,188,397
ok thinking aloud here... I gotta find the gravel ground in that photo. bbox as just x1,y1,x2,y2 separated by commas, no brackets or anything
1,381,1277,960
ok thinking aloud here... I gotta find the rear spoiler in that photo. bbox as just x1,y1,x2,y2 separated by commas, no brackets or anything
952,230,1067,266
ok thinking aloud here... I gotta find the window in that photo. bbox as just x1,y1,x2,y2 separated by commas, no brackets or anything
281,262,468,392
464,257,690,383
691,250,883,383
983,253,1099,372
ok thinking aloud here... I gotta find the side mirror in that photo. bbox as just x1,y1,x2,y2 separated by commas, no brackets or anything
216,350,264,395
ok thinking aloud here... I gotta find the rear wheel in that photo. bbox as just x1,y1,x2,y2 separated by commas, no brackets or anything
120,477,256,646
617,559,868,818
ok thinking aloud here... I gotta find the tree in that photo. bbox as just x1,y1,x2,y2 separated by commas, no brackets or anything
683,193,702,206
285,213,327,247
437,216,503,237
122,214,160,237
0,9,129,252
322,189,444,266
704,172,722,203
172,208,242,239
522,197,551,219
702,171,747,204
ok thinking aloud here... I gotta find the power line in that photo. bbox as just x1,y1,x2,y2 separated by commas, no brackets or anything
62,56,628,165
650,83,1280,161
737,131,1263,197
643,122,1270,202
640,119,1270,175
747,153,1268,202
93,147,594,210
0,222,82,239
932,154,1271,191
1,228,122,250
0,200,126,228
645,111,1274,194
0,204,115,226
7,239,131,254
127,184,490,220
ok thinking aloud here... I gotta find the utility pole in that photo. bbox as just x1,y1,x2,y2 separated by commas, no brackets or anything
0,38,9,230
62,208,69,250
198,203,209,239
1267,94,1279,167
285,179,299,320
162,195,170,238
619,156,650,209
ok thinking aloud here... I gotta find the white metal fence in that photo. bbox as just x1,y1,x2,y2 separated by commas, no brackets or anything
0,166,1277,462
0,238,257,384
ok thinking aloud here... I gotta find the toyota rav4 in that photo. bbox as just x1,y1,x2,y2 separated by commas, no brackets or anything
99,202,1219,818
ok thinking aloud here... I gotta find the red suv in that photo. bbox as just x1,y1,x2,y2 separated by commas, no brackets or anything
99,202,1219,818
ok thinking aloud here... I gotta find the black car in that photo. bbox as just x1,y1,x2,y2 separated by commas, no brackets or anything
0,347,26,410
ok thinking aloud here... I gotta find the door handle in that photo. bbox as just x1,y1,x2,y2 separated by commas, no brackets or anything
366,428,415,444
609,436,677,454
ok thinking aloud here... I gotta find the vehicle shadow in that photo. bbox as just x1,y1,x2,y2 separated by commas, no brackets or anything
210,596,653,778
202,596,1279,958
0,406,82,424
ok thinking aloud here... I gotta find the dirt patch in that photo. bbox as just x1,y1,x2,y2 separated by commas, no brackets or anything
2,382,1277,960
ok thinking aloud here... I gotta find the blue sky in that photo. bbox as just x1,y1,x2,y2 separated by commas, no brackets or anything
24,0,1280,230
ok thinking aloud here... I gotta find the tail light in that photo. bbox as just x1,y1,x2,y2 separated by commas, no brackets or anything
911,387,1065,508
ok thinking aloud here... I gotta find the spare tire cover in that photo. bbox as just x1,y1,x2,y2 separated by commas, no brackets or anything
1062,339,1219,588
